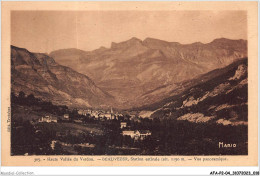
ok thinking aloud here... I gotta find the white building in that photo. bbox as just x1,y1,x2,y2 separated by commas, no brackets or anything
122,130,151,140
122,131,135,138
74,119,83,123
91,111,99,119
120,122,127,129
50,140,57,150
39,116,58,123
99,113,112,119
135,130,152,140
64,114,69,119
78,110,88,116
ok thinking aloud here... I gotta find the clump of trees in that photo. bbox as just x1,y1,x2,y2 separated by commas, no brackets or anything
11,118,54,155
100,117,248,155
11,91,248,156
11,91,70,116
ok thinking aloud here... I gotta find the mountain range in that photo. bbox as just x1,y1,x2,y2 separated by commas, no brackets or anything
137,58,248,125
11,46,114,108
49,37,247,109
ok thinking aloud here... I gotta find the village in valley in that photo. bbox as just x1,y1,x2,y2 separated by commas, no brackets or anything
38,107,152,140
11,92,160,156
20,103,153,155
9,9,250,157
11,67,248,156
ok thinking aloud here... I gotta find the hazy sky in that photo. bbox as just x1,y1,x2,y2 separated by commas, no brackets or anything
11,11,247,53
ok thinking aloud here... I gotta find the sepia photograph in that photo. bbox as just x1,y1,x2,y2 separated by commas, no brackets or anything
10,10,249,156
1,1,258,168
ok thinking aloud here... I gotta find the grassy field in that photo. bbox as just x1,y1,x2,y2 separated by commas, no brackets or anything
11,104,104,135
12,105,46,121
36,122,104,135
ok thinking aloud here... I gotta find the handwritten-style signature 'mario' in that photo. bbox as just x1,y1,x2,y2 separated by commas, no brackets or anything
219,142,237,148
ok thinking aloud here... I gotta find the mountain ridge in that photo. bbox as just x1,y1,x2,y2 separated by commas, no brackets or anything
142,58,248,126
49,37,247,109
49,37,247,55
11,45,115,108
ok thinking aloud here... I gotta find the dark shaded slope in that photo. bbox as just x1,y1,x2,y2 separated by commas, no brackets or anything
137,58,248,126
11,45,115,108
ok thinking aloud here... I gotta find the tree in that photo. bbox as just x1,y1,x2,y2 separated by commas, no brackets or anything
11,92,18,104
27,94,36,105
18,91,25,99
54,142,63,155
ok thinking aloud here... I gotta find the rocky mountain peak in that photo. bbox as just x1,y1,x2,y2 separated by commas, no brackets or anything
229,64,247,80
49,37,247,109
11,45,56,68
210,38,247,46
111,37,142,49
143,37,180,49
99,46,107,50
49,48,88,58
143,37,169,44
92,46,108,53
33,53,56,66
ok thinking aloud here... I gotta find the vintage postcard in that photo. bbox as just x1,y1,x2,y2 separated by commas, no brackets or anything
1,1,258,166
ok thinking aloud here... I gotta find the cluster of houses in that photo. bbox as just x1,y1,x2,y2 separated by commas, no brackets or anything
38,114,70,123
50,140,95,151
37,110,125,124
120,122,151,140
37,108,152,141
122,130,152,140
37,116,151,141
38,107,147,124
38,116,58,123
78,108,125,120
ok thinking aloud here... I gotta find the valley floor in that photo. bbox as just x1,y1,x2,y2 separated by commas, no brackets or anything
11,103,248,156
